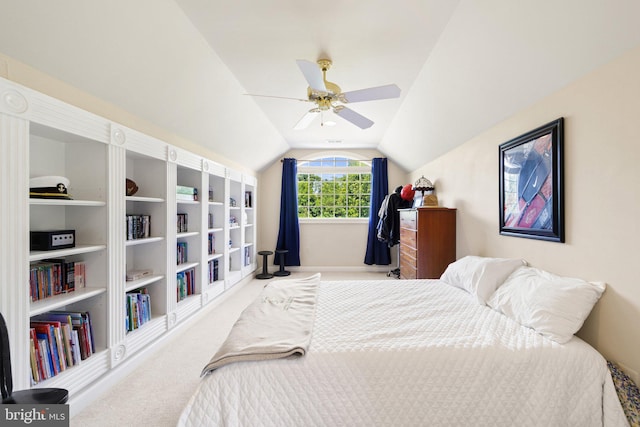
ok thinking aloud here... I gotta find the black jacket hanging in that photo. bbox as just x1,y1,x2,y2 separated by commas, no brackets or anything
377,187,412,247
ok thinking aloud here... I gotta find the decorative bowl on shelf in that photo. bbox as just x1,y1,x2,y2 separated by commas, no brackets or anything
126,178,139,196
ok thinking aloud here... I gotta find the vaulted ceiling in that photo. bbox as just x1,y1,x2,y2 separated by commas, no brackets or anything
1,1,639,172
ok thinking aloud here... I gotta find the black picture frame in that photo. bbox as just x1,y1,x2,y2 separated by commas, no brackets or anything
498,118,564,242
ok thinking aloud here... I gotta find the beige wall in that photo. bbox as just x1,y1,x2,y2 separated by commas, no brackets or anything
410,45,640,378
258,149,408,270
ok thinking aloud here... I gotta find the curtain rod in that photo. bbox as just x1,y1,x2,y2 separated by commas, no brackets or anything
280,158,319,162
280,158,381,162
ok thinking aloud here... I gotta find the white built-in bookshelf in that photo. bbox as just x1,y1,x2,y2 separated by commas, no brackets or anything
0,77,258,407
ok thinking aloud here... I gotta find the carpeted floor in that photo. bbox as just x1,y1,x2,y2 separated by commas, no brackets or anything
70,271,392,427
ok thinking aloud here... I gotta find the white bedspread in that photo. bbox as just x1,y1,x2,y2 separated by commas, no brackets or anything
178,279,628,427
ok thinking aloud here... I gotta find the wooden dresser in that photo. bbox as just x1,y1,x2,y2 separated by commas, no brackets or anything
399,207,456,279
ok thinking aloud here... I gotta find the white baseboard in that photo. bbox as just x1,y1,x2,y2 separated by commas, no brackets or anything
273,265,392,273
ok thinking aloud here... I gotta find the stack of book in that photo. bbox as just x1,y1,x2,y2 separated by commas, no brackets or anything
126,214,151,240
29,311,94,383
177,213,188,233
208,259,219,283
29,260,86,301
244,247,251,266
125,288,151,332
176,185,198,201
208,234,215,255
177,268,196,301
177,242,188,265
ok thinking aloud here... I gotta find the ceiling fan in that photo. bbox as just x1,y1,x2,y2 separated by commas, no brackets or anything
247,59,401,130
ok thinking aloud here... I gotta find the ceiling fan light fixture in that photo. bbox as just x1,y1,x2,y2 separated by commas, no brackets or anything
251,58,401,130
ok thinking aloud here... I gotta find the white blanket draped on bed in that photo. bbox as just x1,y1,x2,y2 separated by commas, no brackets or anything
201,273,320,373
178,278,628,427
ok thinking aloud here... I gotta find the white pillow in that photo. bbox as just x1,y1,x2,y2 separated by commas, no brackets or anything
440,256,527,305
487,266,606,344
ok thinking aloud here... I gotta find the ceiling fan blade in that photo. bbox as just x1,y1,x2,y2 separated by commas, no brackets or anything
293,111,320,130
244,93,309,102
334,107,374,129
296,60,327,93
341,84,401,103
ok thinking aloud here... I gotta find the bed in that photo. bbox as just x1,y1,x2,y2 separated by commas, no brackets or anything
178,259,628,427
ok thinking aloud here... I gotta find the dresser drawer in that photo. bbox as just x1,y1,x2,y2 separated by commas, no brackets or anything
400,261,417,279
400,247,417,269
400,228,417,248
399,210,417,230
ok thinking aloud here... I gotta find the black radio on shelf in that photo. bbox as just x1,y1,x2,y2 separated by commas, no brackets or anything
30,230,76,251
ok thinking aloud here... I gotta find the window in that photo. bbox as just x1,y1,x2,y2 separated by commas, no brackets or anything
297,156,371,219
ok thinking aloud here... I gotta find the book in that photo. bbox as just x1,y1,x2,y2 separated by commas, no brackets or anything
125,289,152,332
32,323,59,376
30,260,83,301
32,312,75,366
176,186,198,201
176,193,197,201
52,311,94,360
177,213,188,233
208,233,215,255
70,329,81,365
126,215,151,240
126,269,152,281
176,185,196,195
177,242,188,264
29,328,45,383
43,258,75,293
208,259,219,283
176,268,196,301
74,261,86,288
29,334,39,384
37,337,52,379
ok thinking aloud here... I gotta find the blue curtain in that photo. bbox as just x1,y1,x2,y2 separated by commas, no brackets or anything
275,158,301,266
364,158,391,265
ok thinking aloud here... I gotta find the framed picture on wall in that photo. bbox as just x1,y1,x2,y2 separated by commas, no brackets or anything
498,117,565,242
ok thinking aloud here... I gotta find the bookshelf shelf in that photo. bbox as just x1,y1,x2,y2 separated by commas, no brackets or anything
177,261,199,273
124,274,164,292
125,196,165,203
125,236,164,247
29,244,107,262
30,199,106,207
177,231,200,239
29,287,107,317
